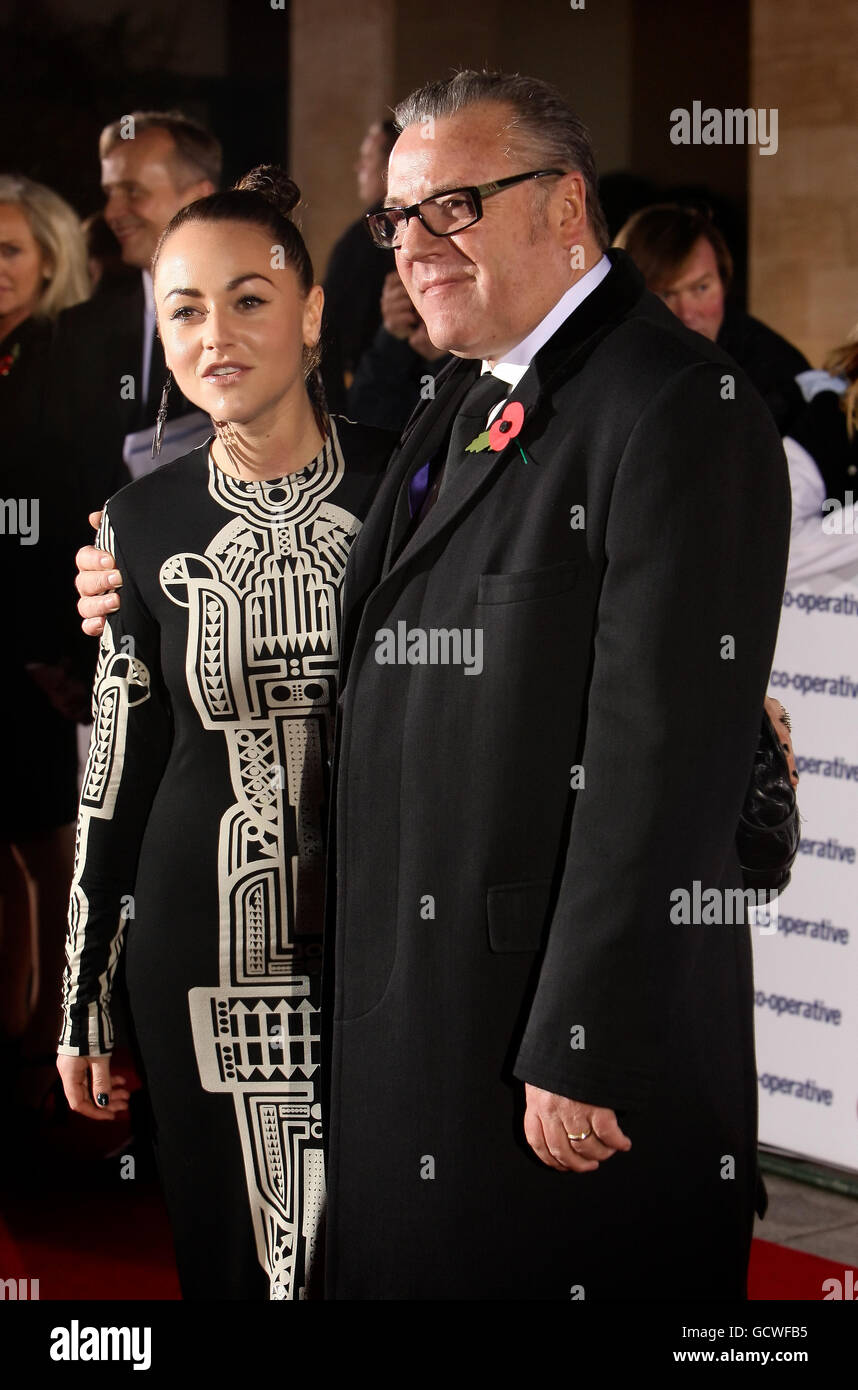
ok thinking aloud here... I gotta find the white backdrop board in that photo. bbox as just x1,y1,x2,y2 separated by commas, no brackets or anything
754,560,858,1172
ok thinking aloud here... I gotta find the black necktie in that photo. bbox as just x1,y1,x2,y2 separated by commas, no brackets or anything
418,370,509,518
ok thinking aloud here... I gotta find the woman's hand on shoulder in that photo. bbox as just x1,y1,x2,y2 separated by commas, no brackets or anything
76,510,123,637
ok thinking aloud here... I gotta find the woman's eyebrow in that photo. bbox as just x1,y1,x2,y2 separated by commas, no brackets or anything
225,272,275,291
164,272,275,300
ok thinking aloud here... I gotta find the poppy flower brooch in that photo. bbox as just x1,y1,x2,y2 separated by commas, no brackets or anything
465,400,531,465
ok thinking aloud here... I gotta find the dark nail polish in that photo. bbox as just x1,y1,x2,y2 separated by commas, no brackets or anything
96,1092,109,1107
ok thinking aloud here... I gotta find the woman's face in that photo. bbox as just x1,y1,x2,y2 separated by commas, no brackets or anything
154,220,322,424
0,203,49,325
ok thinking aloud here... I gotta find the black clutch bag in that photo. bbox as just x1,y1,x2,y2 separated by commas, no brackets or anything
736,711,801,896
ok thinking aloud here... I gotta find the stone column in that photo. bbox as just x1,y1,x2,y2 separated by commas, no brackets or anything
289,0,395,276
749,0,858,365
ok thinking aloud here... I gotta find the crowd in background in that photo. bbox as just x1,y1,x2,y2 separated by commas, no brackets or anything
1,103,857,1136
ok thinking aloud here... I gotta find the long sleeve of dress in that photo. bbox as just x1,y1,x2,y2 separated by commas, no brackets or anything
58,503,172,1056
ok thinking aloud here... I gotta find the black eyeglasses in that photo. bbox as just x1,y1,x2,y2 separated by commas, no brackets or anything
365,169,567,249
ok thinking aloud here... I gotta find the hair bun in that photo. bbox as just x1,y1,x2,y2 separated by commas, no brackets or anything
234,165,301,216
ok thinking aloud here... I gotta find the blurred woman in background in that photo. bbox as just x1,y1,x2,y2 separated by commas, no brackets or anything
0,174,89,1119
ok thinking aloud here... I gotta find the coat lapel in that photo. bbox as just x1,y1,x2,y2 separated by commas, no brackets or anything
344,357,476,595
380,359,482,574
338,357,476,676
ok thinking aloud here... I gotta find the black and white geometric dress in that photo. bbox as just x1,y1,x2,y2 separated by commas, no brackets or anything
58,416,390,1299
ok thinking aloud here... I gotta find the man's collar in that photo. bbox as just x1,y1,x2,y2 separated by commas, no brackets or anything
397,248,646,448
483,253,612,386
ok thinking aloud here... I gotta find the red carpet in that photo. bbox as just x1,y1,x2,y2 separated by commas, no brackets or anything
2,1214,853,1301
0,1045,181,1300
0,1186,181,1300
748,1238,857,1301
1,1046,853,1301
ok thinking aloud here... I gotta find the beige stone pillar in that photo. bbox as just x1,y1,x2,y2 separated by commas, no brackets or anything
749,0,858,366
289,0,395,277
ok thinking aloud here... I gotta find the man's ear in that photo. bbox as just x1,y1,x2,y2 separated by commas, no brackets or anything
556,172,587,235
177,179,215,209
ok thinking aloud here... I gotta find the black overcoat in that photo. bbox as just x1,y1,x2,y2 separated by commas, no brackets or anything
323,249,791,1300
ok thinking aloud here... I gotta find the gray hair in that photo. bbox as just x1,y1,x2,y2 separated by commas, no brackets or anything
99,110,222,192
393,70,609,251
0,174,89,318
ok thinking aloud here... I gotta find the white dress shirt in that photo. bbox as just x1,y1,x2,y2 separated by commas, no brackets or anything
480,254,611,419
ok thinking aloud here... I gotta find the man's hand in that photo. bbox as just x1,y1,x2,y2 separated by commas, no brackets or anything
523,1082,632,1173
380,270,419,340
76,509,122,637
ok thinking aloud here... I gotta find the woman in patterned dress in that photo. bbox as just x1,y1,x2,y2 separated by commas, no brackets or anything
56,168,394,1299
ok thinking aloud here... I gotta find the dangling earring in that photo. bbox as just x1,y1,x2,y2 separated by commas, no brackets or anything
151,372,172,458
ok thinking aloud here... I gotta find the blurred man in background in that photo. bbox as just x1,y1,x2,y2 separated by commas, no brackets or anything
615,203,809,436
45,110,220,504
322,120,398,400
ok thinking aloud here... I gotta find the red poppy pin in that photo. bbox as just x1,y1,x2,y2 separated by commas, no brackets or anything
0,342,21,377
466,400,531,464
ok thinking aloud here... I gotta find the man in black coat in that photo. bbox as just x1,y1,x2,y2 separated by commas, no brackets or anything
74,72,790,1302
322,71,790,1300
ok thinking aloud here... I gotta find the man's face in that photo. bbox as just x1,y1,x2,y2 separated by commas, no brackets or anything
654,237,725,341
101,127,211,270
355,126,389,208
387,103,584,362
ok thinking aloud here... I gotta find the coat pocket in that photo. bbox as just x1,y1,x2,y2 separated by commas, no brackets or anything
486,880,554,953
476,560,580,606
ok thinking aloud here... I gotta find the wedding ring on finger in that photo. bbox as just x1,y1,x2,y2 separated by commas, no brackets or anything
566,1129,592,1144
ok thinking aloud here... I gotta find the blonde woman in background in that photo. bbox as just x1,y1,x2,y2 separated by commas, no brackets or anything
0,174,89,1127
